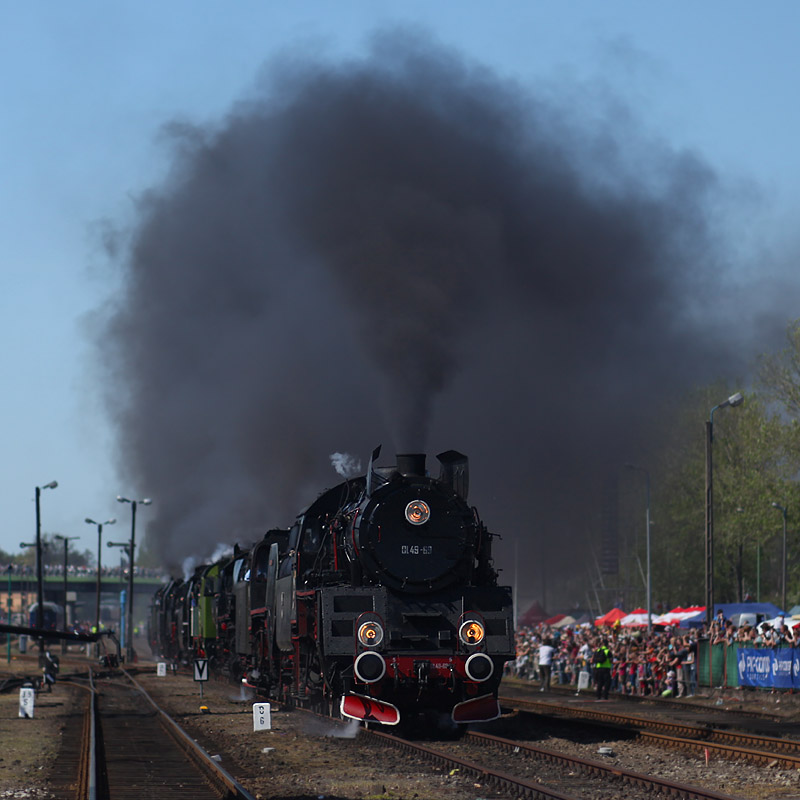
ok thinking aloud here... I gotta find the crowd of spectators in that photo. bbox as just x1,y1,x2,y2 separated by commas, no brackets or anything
510,613,800,699
2,562,164,578
509,623,700,698
710,616,796,647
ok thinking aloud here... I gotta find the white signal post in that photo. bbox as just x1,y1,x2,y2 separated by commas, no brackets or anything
253,702,271,730
19,686,35,718
194,657,209,698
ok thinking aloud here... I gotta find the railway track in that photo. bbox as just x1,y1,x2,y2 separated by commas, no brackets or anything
365,726,740,800
48,667,794,800
65,668,256,800
502,678,788,721
501,694,800,768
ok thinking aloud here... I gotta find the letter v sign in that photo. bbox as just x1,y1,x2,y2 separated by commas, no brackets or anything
194,658,209,681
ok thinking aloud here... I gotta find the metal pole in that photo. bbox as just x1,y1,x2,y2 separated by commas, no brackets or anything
704,418,714,628
127,501,136,664
771,503,789,612
757,543,761,602
645,472,652,636
704,393,743,629
513,539,518,630
626,464,652,635
33,481,58,657
62,540,68,655
6,566,11,664
782,509,788,613
117,495,149,664
95,524,102,635
35,487,44,637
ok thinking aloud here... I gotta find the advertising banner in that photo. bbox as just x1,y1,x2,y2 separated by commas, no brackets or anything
737,648,800,689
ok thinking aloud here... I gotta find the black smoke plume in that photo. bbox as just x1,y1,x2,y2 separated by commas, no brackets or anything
98,30,768,587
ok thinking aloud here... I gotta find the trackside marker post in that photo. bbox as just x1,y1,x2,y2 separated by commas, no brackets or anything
19,686,35,718
253,702,271,731
194,657,209,699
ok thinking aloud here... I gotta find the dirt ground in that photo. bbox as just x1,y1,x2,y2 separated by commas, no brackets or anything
0,644,507,800
0,647,83,799
6,641,800,800
133,668,508,800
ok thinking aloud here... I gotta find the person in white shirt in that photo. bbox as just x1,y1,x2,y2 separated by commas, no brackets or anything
538,638,555,692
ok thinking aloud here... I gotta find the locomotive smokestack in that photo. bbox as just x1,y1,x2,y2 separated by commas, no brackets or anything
437,450,469,500
396,453,426,477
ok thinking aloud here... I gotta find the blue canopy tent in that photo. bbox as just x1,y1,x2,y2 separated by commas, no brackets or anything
682,602,783,628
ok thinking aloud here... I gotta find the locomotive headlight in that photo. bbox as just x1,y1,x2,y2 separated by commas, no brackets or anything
357,621,384,647
458,620,485,646
405,500,431,526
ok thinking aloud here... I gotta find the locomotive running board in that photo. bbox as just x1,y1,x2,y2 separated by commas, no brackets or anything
340,693,400,725
451,694,501,724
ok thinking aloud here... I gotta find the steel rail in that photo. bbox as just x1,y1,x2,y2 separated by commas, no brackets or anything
121,668,258,799
502,695,800,769
368,729,578,800
466,729,741,799
502,678,786,721
364,726,740,800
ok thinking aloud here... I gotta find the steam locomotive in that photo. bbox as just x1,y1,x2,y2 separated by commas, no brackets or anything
150,448,514,730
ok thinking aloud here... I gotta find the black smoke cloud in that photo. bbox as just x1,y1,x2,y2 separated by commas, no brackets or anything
98,30,770,586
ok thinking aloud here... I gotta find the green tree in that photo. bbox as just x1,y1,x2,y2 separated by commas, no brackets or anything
760,319,800,416
648,383,800,608
713,396,800,604
757,317,800,608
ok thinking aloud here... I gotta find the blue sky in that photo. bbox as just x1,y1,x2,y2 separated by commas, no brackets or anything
1,2,799,561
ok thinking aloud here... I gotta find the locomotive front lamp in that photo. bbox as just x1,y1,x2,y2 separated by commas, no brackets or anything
357,621,384,647
405,500,430,526
459,620,485,646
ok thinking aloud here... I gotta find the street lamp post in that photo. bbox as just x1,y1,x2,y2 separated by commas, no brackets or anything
116,496,152,663
54,534,79,654
34,482,58,640
771,502,789,612
85,518,116,637
626,464,652,635
705,393,743,627
107,541,130,652
6,565,12,664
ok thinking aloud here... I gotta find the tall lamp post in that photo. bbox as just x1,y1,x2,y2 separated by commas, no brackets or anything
116,496,152,663
626,464,652,635
107,541,131,653
6,565,13,664
53,534,78,653
771,502,789,612
705,393,743,627
85,517,116,636
34,481,58,638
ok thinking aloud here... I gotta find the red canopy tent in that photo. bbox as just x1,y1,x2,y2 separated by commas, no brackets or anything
518,601,548,627
545,613,567,626
595,607,627,627
619,608,650,627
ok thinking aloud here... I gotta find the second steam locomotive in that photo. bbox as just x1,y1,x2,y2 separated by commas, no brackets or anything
150,448,514,729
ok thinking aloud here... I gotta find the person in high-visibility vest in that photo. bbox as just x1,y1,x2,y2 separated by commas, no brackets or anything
593,639,613,700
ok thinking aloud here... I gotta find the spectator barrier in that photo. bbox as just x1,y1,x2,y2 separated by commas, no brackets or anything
699,640,798,689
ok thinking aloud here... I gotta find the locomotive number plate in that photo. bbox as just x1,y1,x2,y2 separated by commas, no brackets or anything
400,545,432,555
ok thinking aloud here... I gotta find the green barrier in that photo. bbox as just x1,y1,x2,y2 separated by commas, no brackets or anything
698,640,727,687
698,640,795,688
